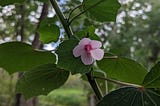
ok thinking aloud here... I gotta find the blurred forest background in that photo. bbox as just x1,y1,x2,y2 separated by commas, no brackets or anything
0,0,160,106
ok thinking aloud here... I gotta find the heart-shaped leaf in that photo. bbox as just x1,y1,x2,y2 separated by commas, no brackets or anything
38,18,60,43
16,64,69,99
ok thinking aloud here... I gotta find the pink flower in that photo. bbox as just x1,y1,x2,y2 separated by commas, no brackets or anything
73,38,104,65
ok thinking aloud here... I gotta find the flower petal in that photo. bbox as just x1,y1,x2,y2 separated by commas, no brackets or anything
81,53,93,65
79,38,91,45
90,40,102,49
90,49,104,60
73,45,85,57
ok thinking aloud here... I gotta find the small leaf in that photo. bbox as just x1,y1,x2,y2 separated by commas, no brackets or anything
97,87,160,106
16,64,69,99
82,0,121,22
57,40,91,74
76,26,101,41
38,18,60,43
0,42,56,74
97,55,147,84
143,62,160,88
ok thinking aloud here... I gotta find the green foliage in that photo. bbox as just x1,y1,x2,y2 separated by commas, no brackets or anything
143,62,160,88
57,40,91,74
0,42,56,74
51,89,88,106
39,88,88,106
0,0,24,6
38,18,60,43
0,70,17,106
2,0,160,105
97,54,147,84
82,0,121,22
76,26,101,41
0,0,48,6
16,64,69,99
97,87,160,106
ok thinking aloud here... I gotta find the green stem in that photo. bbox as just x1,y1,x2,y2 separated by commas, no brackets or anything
104,56,118,59
50,0,73,38
50,0,103,101
94,76,143,88
86,71,103,100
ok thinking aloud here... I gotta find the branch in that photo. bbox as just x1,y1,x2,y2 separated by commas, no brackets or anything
32,3,48,49
50,0,73,38
86,71,103,100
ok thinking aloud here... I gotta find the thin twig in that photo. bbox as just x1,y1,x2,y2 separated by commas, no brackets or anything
86,71,103,100
50,0,73,38
94,76,143,88
104,56,118,59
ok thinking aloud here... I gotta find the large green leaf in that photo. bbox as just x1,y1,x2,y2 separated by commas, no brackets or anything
143,62,160,88
97,87,160,106
16,64,69,99
38,18,60,44
97,55,147,84
82,0,121,22
0,42,56,74
57,40,91,74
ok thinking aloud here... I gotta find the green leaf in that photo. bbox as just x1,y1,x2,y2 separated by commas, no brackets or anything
38,18,60,43
76,26,101,41
143,62,160,88
97,87,160,106
0,42,56,74
16,64,69,99
97,55,147,84
82,0,121,22
57,40,91,74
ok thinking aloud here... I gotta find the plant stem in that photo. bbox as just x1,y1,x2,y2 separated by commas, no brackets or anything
104,56,118,59
50,0,73,38
94,76,143,88
50,0,103,101
86,71,103,100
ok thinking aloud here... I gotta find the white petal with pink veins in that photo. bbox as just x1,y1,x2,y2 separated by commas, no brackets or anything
81,53,93,65
73,44,85,57
90,40,102,49
79,38,91,45
90,49,104,60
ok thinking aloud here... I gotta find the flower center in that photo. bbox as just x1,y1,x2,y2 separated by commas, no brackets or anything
84,44,92,54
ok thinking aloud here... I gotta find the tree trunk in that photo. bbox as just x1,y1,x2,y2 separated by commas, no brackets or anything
14,2,49,106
